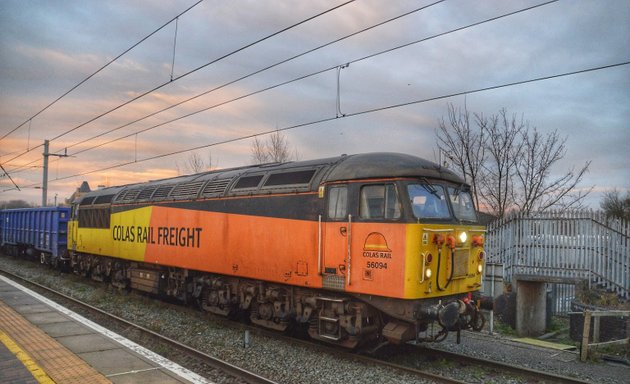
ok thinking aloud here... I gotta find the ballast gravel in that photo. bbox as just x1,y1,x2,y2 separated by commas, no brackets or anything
1,255,628,383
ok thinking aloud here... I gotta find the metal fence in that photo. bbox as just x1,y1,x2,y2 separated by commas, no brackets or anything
486,210,629,314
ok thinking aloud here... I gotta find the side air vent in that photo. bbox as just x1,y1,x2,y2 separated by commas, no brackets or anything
202,179,231,197
170,181,204,200
93,194,114,204
79,196,96,206
152,185,174,200
264,169,316,187
137,187,157,201
233,175,263,190
120,189,141,202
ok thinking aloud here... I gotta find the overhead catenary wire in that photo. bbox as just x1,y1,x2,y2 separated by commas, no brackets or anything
0,0,205,144
4,1,624,193
64,0,564,154
5,0,555,176
51,0,446,156
4,0,440,175
10,60,627,190
0,0,356,167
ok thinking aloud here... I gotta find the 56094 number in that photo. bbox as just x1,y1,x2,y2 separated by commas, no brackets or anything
366,261,388,269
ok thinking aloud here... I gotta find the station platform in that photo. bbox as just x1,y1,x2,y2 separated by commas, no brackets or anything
0,275,212,384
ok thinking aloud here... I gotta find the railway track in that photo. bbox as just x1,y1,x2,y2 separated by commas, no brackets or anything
0,268,276,384
263,326,591,384
0,265,466,383
413,345,592,384
0,263,603,384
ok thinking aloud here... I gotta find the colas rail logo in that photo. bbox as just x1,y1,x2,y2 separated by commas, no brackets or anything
362,232,392,259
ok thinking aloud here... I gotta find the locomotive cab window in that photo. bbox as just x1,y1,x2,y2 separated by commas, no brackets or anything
327,185,348,220
407,183,450,219
359,184,400,220
448,186,477,222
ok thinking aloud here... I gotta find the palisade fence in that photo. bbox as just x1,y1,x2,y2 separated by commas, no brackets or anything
485,210,629,315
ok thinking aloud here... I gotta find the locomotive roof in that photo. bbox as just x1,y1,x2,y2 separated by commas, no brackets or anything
76,152,465,205
325,152,463,183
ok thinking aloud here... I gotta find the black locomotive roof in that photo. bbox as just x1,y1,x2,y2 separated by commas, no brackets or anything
325,152,463,184
76,152,465,205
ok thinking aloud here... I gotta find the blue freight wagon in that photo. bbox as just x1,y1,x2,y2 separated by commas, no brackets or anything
0,207,70,266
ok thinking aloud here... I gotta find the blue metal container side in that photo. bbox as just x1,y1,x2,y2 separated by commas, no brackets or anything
0,207,70,258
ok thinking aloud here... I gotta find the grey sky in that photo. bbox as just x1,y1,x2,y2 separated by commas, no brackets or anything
1,0,628,208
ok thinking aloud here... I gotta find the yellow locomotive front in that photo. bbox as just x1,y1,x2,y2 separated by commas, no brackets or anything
399,180,486,342
321,175,486,345
404,180,485,300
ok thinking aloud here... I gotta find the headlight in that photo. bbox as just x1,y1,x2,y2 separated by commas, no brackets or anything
477,264,483,274
425,268,432,278
459,231,467,243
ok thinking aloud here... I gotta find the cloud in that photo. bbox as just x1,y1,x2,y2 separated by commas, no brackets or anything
1,0,629,209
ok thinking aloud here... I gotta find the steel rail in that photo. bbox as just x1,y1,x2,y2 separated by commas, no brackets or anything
416,345,591,384
0,269,277,384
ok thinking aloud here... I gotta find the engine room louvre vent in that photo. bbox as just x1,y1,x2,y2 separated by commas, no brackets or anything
93,194,114,204
170,181,204,199
136,187,157,201
117,189,141,202
152,185,174,200
264,169,316,187
79,196,96,205
202,179,231,197
233,175,263,190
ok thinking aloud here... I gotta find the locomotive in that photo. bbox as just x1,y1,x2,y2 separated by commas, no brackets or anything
2,152,486,348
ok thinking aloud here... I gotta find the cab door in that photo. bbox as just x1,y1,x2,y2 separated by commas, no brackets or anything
322,184,351,291
70,204,79,252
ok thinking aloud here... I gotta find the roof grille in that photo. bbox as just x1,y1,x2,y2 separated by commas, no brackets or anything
152,185,174,200
170,181,204,199
137,187,157,201
120,189,141,202
202,179,231,197
233,175,263,190
264,169,316,187
93,194,114,204
79,196,96,205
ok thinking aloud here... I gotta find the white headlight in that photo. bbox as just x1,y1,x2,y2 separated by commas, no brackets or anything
459,231,467,243
477,264,483,274
425,268,432,278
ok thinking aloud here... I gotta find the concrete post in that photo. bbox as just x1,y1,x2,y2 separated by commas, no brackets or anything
515,279,547,337
42,139,49,207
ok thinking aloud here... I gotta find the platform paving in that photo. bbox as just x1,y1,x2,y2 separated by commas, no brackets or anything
0,275,211,384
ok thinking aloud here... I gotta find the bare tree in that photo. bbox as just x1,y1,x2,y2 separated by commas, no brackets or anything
177,152,215,175
436,103,485,209
513,128,590,214
436,104,590,217
477,109,524,217
600,189,630,221
250,130,295,164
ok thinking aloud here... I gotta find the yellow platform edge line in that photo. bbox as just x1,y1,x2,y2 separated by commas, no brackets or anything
0,330,55,384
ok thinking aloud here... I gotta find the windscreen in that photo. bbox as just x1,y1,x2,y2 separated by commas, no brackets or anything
407,183,450,219
407,182,478,221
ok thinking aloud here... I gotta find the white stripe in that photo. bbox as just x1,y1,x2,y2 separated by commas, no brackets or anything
0,275,214,384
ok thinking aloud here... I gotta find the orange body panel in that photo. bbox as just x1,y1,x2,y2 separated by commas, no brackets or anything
143,207,323,288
